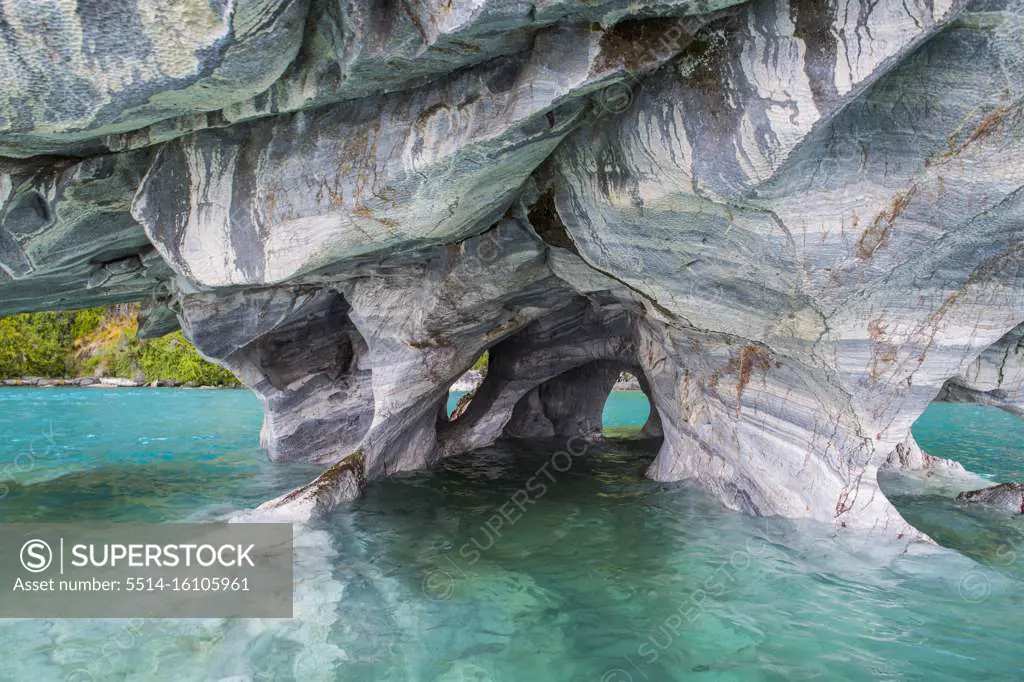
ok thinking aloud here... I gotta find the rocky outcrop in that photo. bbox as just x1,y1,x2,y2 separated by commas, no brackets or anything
503,360,622,439
0,1,310,157
937,323,1024,417
450,370,484,393
957,483,1024,514
2,0,1023,536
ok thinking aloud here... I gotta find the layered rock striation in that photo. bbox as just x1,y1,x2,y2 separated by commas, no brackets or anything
957,482,1024,514
2,0,1023,535
937,323,1024,417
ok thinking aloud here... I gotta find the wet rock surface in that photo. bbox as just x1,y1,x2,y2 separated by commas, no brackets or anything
957,483,1024,514
2,0,1023,534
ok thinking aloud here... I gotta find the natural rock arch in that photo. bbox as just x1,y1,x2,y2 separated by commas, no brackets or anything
502,361,627,440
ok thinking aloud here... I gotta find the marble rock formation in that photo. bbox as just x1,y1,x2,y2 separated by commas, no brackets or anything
957,482,1024,514
2,0,1024,536
937,323,1024,417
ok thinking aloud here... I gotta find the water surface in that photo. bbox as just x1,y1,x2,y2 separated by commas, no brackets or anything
0,388,1020,681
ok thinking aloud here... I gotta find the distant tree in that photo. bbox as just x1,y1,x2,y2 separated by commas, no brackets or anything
0,306,239,386
0,311,77,378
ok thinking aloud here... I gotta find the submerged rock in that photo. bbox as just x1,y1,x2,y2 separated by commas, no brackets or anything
957,483,1024,515
1,0,1023,535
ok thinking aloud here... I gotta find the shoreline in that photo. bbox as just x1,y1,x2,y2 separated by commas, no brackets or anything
0,377,240,389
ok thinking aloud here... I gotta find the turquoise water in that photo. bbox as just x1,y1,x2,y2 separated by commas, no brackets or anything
446,389,651,429
0,388,1021,681
912,403,1024,481
598,390,652,430
0,388,319,523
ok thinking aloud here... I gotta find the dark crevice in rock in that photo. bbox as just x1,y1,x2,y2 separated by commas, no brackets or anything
790,0,841,114
527,187,578,253
3,190,52,235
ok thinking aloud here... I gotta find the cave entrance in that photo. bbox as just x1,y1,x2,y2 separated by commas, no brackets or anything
604,370,663,439
443,351,488,422
502,362,663,441
602,372,651,436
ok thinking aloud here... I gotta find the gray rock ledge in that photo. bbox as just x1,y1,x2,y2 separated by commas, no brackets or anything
957,483,1024,515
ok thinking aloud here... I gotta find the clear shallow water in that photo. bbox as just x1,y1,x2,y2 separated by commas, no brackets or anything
0,388,1021,681
0,388,320,522
912,403,1024,481
883,403,1024,572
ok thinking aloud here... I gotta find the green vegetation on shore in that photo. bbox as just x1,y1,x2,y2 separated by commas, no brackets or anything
471,352,488,373
0,305,239,386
